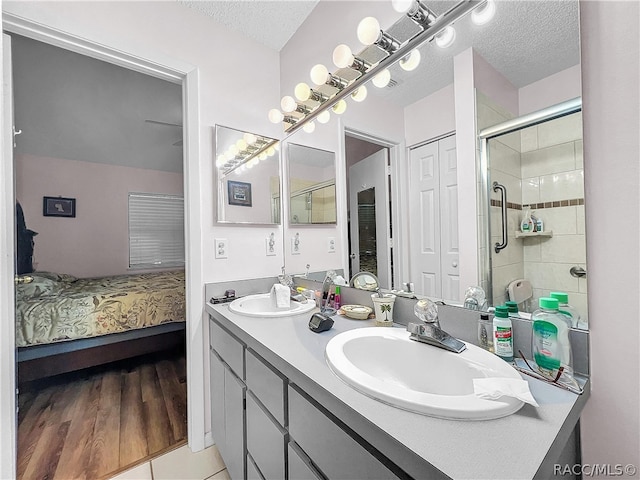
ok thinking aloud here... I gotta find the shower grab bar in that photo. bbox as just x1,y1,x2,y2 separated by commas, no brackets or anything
493,181,508,253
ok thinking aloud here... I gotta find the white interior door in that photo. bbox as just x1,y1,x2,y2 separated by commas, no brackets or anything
0,33,17,479
348,149,390,287
438,135,460,302
408,135,459,300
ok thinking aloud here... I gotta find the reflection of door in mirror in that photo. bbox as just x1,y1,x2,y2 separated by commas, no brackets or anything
485,106,587,328
408,135,459,302
347,145,391,288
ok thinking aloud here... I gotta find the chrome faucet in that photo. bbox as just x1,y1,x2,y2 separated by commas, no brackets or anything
407,322,466,354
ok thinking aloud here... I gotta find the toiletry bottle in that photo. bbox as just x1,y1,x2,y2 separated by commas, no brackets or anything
493,306,514,362
520,207,533,233
549,291,580,328
477,313,494,353
334,286,341,310
531,297,574,381
505,301,520,318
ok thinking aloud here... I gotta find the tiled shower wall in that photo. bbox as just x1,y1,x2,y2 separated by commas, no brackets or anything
520,113,587,324
478,93,587,324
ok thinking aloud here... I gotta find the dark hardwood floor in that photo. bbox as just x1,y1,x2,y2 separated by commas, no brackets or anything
17,350,187,480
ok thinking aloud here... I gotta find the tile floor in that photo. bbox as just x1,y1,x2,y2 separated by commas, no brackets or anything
110,444,230,480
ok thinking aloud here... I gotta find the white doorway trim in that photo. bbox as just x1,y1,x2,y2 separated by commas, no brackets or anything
340,125,405,289
0,14,205,479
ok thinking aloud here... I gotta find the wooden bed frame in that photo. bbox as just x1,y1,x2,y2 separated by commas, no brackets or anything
17,322,185,383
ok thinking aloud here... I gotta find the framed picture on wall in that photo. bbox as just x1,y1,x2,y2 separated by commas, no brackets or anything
43,196,76,217
228,181,252,207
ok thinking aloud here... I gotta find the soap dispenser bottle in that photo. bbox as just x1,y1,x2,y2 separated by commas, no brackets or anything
477,313,494,353
549,291,580,328
531,297,576,386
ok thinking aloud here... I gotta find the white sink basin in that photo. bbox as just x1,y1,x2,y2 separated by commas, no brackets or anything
325,327,524,420
228,293,316,317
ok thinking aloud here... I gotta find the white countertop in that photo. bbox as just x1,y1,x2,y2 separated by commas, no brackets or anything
206,302,589,480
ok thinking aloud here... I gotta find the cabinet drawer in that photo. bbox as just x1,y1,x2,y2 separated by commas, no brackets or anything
247,453,264,480
246,349,286,426
288,385,399,480
209,316,244,378
288,442,323,480
246,391,286,480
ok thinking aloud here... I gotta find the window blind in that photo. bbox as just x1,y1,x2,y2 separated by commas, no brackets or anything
128,193,185,268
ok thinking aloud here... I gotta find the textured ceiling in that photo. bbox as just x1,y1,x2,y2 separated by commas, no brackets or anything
178,0,320,51
180,0,580,108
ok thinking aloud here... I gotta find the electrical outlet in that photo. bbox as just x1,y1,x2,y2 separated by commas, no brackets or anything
291,235,301,255
215,238,228,259
328,237,336,253
265,237,276,256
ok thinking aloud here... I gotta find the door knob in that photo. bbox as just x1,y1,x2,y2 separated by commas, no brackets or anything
452,261,458,268
350,254,356,259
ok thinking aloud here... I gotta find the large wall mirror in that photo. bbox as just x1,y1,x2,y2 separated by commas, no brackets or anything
278,1,585,325
287,143,336,225
215,125,281,225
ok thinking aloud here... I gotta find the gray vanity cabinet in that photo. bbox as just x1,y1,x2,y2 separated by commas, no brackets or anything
209,315,402,480
288,385,399,480
209,320,246,480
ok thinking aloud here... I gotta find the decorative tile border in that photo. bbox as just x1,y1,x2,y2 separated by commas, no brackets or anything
490,198,584,210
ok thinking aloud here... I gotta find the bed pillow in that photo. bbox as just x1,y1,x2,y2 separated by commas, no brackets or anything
15,273,72,299
32,271,78,283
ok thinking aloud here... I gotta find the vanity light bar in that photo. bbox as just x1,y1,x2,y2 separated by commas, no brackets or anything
280,0,481,135
219,138,280,178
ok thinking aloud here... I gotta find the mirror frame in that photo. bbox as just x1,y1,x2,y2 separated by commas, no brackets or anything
214,124,282,226
286,141,337,226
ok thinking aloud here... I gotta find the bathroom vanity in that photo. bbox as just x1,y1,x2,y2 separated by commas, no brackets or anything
206,301,588,479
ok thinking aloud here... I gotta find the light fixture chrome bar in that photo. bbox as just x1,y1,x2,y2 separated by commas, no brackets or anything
407,1,438,27
285,0,480,134
220,139,280,178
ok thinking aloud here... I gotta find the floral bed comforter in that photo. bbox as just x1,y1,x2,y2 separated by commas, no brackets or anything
16,270,185,347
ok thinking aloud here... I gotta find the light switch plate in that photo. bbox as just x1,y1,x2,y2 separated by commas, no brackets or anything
291,236,301,255
328,237,336,253
265,237,276,256
215,238,228,259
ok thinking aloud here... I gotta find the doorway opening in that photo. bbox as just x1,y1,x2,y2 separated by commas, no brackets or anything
9,33,188,479
344,132,393,289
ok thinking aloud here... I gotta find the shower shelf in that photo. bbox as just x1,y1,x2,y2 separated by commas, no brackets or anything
514,231,554,239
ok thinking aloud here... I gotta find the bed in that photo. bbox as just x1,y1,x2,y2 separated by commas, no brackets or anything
16,270,186,382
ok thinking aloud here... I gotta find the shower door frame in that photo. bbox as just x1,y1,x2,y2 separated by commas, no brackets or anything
478,97,582,304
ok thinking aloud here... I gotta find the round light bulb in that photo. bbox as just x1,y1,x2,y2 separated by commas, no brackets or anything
333,44,354,69
399,49,421,71
303,121,316,133
471,0,496,25
216,154,225,167
435,26,456,48
229,145,238,155
268,109,284,123
392,0,414,13
310,64,329,86
294,82,311,101
332,99,347,115
274,142,280,151
351,86,368,102
259,152,267,161
266,146,275,157
281,95,297,113
236,138,247,151
317,110,331,124
243,133,257,145
357,17,380,46
372,68,391,88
